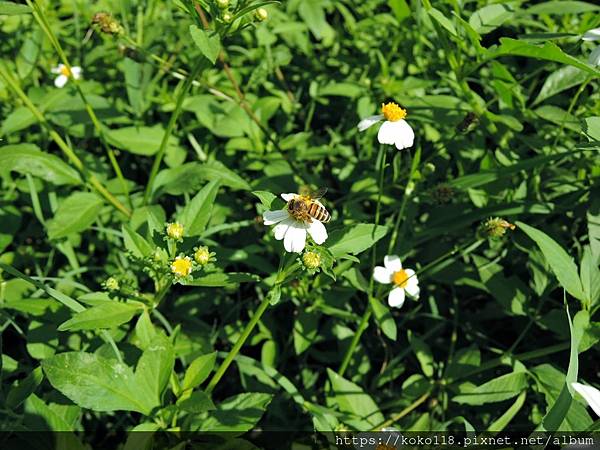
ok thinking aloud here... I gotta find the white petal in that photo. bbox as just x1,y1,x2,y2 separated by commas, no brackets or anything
284,224,307,253
404,276,420,298
357,114,384,132
392,120,415,150
384,255,402,272
572,382,600,417
281,193,297,202
373,266,393,284
388,287,406,308
263,209,289,225
51,64,63,74
54,75,68,88
273,218,293,240
71,66,82,79
307,219,327,244
589,46,600,67
582,28,600,41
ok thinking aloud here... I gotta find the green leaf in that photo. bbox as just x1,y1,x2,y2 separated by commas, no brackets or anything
533,66,589,105
182,352,217,391
6,366,44,408
201,160,251,190
106,125,179,156
453,372,528,405
58,302,141,331
293,310,319,355
487,390,527,432
183,272,260,287
516,221,585,301
525,1,600,15
582,116,600,141
252,191,277,209
122,224,154,258
408,332,434,377
0,1,31,15
580,245,600,307
189,25,221,64
369,296,397,341
427,7,457,37
328,224,388,257
0,205,21,253
178,180,220,236
0,144,81,185
388,0,410,22
197,393,273,434
177,390,216,413
42,352,153,414
488,38,600,76
134,310,157,350
326,368,385,430
469,3,514,35
134,333,175,410
47,192,104,239
537,309,589,431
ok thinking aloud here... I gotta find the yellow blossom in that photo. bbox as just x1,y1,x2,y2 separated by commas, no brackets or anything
166,222,184,240
171,256,193,277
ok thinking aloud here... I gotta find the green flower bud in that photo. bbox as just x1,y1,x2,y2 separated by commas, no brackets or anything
104,277,120,292
216,0,230,9
194,246,211,266
255,7,268,21
302,251,321,270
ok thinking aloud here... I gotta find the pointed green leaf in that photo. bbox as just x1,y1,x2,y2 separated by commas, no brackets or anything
189,25,221,64
178,180,220,236
58,302,141,331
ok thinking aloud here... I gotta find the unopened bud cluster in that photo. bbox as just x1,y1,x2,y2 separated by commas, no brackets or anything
92,12,123,35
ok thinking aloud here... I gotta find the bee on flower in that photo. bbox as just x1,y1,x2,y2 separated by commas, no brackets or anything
373,255,419,308
51,64,82,88
358,102,415,150
262,189,329,253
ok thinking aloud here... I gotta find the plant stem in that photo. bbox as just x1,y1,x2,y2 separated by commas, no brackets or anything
339,146,387,376
0,63,131,217
28,0,132,210
143,59,206,204
206,292,271,393
372,391,431,430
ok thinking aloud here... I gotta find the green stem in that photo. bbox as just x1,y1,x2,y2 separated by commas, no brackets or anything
28,0,132,210
339,146,387,376
372,391,431,431
552,76,592,149
0,63,131,217
206,292,271,393
143,59,206,204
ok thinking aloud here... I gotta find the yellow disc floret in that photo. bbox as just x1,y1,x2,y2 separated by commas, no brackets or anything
171,256,193,277
381,102,407,122
60,65,72,77
392,269,410,288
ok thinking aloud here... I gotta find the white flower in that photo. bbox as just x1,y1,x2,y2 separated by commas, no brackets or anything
373,255,419,308
571,382,600,417
358,102,415,150
582,27,600,41
51,64,82,88
262,193,328,253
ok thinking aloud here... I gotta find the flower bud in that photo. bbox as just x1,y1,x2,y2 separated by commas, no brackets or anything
194,246,211,266
222,12,233,23
103,277,120,292
423,162,436,176
216,0,229,9
480,217,516,239
166,222,184,241
255,7,268,21
302,251,321,270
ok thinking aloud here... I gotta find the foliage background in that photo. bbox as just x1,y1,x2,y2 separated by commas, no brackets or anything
1,0,600,446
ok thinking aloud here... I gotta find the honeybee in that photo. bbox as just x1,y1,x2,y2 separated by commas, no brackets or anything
287,187,331,223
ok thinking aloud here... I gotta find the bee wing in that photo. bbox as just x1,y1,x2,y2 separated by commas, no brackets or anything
311,187,328,200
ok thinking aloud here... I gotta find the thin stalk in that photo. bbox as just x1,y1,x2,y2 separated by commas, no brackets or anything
339,146,387,376
0,64,130,217
372,391,431,431
552,76,592,149
206,256,287,393
27,0,132,209
143,59,206,204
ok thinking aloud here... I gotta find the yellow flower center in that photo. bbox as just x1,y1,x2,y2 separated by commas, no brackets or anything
392,269,409,288
60,66,72,77
381,102,407,122
171,257,192,277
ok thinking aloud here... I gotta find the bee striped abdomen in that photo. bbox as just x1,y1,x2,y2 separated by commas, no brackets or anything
308,202,330,223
